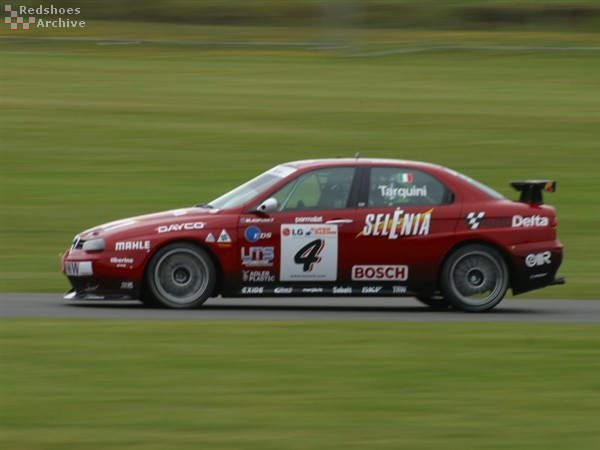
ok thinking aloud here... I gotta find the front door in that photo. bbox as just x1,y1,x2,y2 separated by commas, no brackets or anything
237,166,361,295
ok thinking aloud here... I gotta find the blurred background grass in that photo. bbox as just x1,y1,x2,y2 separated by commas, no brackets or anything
3,320,600,449
1,1,599,296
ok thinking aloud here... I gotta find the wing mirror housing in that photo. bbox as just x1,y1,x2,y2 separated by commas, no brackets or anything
255,198,278,214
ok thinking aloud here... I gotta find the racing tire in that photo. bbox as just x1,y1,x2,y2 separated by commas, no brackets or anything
415,294,452,310
441,244,509,312
146,243,216,309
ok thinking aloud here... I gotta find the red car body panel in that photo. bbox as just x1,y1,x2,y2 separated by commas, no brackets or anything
62,158,563,302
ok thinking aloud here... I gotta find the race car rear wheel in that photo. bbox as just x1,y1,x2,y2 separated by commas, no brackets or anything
441,245,508,312
146,243,215,309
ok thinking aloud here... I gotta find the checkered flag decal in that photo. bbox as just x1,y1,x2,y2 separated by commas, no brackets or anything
465,212,485,230
5,5,36,30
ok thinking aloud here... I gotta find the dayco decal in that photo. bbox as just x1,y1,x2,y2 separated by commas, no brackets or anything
512,215,549,227
115,240,151,251
352,265,409,281
525,251,552,268
156,222,205,233
243,270,275,282
357,209,432,239
241,247,275,267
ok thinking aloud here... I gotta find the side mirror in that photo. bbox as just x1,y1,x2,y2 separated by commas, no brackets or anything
256,198,278,214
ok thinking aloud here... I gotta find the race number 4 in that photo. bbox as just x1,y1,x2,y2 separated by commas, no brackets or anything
280,224,337,281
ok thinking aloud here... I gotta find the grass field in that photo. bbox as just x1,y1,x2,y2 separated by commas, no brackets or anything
2,320,600,449
1,27,599,297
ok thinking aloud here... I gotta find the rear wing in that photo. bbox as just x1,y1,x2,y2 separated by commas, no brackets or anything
510,180,556,205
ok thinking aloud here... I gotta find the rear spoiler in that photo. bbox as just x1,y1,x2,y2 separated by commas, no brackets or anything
510,180,556,205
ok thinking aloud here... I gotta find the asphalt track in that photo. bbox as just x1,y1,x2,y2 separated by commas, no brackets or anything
1,294,599,323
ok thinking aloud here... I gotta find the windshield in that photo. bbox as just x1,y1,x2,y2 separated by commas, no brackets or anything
447,169,505,200
208,165,298,210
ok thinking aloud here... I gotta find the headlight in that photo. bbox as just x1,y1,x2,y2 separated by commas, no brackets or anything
82,238,105,253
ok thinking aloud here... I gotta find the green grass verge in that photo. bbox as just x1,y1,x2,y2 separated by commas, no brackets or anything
2,320,600,449
1,31,599,296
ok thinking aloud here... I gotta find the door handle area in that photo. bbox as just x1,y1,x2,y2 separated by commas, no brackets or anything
325,219,354,225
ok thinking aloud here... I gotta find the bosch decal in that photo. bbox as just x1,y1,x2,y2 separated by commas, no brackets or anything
352,265,409,281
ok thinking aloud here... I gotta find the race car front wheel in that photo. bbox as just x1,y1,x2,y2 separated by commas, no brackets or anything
146,243,216,309
441,245,509,312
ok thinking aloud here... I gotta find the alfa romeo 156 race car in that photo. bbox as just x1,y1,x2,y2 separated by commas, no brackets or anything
62,158,564,312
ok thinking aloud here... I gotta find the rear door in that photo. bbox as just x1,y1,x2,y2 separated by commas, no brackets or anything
237,166,362,295
352,165,461,294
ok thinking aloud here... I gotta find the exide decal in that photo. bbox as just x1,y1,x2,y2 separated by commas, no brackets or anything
358,209,432,239
352,265,409,281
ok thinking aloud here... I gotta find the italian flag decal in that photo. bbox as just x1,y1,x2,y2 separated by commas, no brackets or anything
400,173,413,183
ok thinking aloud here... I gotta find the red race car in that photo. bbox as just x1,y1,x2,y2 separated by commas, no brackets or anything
62,158,564,311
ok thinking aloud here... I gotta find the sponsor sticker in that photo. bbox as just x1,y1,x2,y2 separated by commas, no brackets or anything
465,212,486,230
120,281,134,290
241,286,264,294
352,265,409,281
525,251,552,268
280,224,338,281
241,247,275,267
333,286,352,295
302,287,323,294
512,215,549,228
295,216,323,224
156,222,205,233
357,209,432,239
243,270,275,282
392,286,408,294
361,286,383,294
205,233,216,243
240,217,274,224
274,287,294,294
218,229,232,243
115,240,151,251
244,226,272,243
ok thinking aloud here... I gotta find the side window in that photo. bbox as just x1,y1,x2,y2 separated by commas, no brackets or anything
272,167,356,211
368,167,451,207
